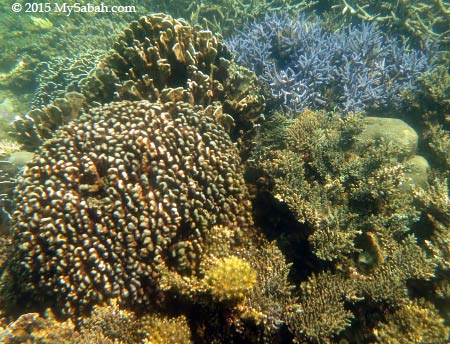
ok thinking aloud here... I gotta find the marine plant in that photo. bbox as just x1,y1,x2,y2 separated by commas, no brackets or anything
227,11,432,115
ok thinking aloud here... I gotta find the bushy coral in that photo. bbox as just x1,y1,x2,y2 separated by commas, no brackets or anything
227,11,431,115
253,109,442,342
203,256,257,302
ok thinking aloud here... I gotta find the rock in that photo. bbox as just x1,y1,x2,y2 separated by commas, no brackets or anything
403,155,429,188
356,117,418,161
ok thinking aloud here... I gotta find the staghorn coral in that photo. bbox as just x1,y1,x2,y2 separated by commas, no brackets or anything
260,110,421,247
358,234,435,303
287,271,357,344
227,11,431,115
2,99,253,318
254,109,442,342
149,0,317,36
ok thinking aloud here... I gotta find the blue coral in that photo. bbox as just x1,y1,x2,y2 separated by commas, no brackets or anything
227,12,432,115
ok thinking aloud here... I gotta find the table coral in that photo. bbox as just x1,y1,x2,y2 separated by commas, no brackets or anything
2,99,253,318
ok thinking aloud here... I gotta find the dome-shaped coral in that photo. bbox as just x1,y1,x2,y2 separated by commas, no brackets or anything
3,99,253,317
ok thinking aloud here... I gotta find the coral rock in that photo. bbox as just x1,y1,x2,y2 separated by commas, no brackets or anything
355,117,418,160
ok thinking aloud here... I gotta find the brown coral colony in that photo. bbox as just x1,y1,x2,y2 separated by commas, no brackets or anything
4,13,260,319
10,100,252,317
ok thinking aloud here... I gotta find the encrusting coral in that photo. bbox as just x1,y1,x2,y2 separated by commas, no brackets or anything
2,99,254,318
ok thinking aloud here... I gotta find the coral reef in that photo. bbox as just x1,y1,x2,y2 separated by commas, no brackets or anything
1,5,448,343
227,11,431,115
253,109,446,343
2,100,253,318
324,0,450,49
12,14,264,152
150,0,317,35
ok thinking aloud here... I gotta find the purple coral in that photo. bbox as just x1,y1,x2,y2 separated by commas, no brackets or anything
227,12,431,115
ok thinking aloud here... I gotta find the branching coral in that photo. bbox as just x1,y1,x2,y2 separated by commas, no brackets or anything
254,108,443,342
287,272,357,344
328,0,450,48
149,0,318,35
373,299,448,344
227,11,432,115
12,14,264,152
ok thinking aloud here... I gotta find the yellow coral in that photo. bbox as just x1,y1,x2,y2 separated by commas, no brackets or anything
204,256,257,302
141,314,192,344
